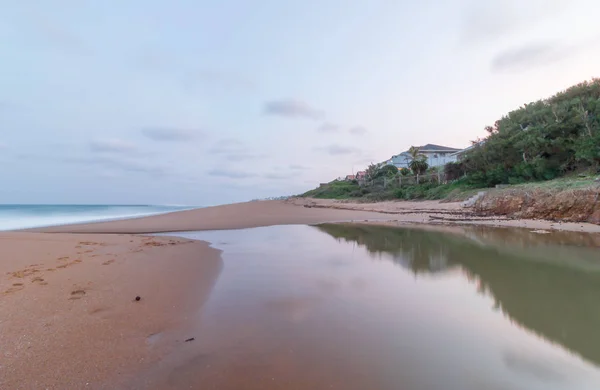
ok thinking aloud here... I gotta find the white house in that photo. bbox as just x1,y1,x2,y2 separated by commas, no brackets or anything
447,141,485,162
385,144,463,169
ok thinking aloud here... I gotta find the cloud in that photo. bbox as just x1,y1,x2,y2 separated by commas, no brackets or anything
491,42,572,72
264,173,289,180
141,127,198,142
227,152,267,161
89,139,136,153
460,1,566,44
349,126,368,136
317,123,339,133
64,155,166,177
264,99,324,120
289,164,310,170
20,12,89,55
183,69,256,93
316,144,362,156
96,170,120,179
135,49,255,93
207,168,257,179
209,138,244,151
209,139,266,161
353,156,377,165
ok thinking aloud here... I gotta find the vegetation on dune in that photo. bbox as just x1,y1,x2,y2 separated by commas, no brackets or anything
302,79,600,202
460,78,600,187
302,180,361,199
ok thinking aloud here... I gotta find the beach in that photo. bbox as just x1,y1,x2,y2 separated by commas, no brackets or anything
3,199,600,388
31,199,600,234
0,232,222,389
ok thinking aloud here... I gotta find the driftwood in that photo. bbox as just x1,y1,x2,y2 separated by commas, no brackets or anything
428,215,506,222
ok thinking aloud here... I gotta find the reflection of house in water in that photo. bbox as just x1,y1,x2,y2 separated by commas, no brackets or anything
427,250,448,272
316,223,600,368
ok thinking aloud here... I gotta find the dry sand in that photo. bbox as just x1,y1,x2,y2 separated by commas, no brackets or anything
32,199,600,234
0,232,221,389
32,200,393,234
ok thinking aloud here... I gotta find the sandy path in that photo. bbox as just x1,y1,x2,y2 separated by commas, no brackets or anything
0,232,221,389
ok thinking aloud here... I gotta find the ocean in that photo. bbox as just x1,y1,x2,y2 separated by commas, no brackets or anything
0,204,195,231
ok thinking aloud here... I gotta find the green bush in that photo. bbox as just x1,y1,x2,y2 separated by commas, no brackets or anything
374,165,399,179
460,79,600,187
398,168,411,176
302,180,360,199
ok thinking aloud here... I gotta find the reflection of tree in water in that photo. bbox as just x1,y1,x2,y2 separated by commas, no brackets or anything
317,224,456,275
316,224,600,368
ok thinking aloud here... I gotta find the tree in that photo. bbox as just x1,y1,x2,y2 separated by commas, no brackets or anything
409,158,429,175
444,162,465,181
459,78,600,186
407,146,429,175
374,164,399,179
365,163,378,181
407,146,425,162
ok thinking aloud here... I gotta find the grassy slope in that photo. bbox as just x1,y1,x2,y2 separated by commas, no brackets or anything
302,175,599,203
301,179,480,202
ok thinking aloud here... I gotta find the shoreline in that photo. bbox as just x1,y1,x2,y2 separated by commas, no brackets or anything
28,199,600,234
0,205,200,232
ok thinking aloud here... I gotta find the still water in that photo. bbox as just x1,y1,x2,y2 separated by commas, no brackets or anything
150,225,600,390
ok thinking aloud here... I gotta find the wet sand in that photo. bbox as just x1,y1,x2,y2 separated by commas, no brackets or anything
0,232,222,389
31,199,600,234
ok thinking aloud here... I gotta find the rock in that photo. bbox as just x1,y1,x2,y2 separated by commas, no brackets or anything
135,296,141,301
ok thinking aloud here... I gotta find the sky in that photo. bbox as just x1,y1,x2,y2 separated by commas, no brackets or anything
1,0,600,205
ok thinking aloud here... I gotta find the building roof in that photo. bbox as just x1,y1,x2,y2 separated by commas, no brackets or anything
448,141,486,156
415,144,462,152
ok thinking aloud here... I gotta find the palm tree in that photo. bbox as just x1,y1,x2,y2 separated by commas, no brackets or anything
407,146,429,175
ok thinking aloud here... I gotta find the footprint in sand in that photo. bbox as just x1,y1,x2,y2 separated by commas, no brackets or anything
9,268,40,279
102,259,116,266
4,286,24,294
4,282,26,294
89,306,107,315
56,259,82,269
31,277,47,285
69,288,87,300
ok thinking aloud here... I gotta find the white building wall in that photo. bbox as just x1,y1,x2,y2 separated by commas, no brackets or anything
388,151,458,169
426,152,457,168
